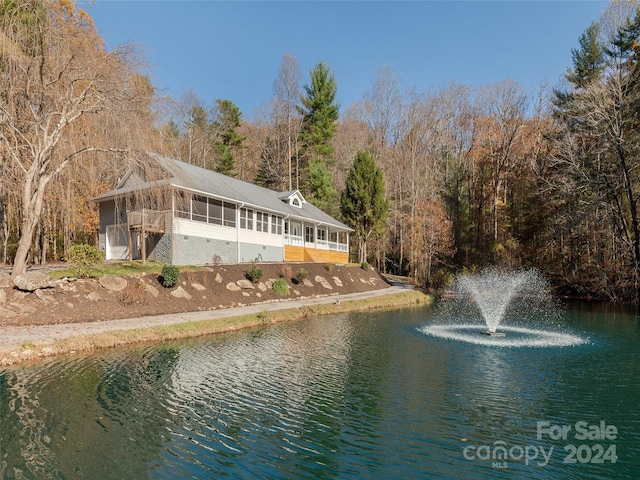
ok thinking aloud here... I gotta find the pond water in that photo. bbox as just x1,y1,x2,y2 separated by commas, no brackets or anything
1,302,639,479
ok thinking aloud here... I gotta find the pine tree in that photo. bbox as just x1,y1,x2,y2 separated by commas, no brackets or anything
306,158,338,217
340,151,389,263
296,62,340,195
212,99,245,177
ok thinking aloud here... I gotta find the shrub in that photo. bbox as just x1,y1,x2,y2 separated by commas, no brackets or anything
160,264,180,288
429,269,455,290
245,262,263,283
295,267,309,283
361,261,370,271
272,278,290,295
67,244,105,278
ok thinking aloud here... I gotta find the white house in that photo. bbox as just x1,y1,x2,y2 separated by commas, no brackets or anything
94,153,351,265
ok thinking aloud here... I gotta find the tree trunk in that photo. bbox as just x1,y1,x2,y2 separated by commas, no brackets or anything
11,172,47,278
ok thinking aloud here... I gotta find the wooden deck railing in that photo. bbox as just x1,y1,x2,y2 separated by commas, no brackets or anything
127,209,168,233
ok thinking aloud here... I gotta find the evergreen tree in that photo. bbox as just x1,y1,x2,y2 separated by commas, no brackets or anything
554,22,605,117
212,99,245,177
298,61,339,161
296,62,339,194
306,158,339,217
567,22,605,88
340,151,389,263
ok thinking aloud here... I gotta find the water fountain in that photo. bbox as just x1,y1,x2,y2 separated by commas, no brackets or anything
419,268,586,347
457,269,535,336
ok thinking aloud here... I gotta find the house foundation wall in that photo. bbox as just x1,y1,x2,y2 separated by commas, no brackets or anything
171,234,238,265
238,243,284,263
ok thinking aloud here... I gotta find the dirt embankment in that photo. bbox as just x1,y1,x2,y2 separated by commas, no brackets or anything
0,263,391,328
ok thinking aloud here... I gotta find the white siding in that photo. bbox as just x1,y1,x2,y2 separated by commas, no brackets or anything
173,218,237,242
238,228,282,247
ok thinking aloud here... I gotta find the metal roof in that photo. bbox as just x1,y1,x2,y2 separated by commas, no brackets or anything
95,152,352,231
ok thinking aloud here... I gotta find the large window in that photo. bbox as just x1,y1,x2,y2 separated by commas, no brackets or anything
208,199,223,225
175,192,236,226
192,196,207,222
317,227,326,241
240,208,254,230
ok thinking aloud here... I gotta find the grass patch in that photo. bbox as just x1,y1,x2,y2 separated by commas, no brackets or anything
49,261,204,280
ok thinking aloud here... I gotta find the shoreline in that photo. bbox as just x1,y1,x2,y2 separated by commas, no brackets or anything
0,285,430,367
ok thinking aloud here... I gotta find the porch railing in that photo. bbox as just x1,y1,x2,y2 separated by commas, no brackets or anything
127,209,167,232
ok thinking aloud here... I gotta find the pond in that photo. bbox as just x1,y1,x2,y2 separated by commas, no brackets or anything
1,301,638,479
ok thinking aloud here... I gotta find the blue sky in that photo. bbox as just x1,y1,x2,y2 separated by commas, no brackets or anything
85,1,608,120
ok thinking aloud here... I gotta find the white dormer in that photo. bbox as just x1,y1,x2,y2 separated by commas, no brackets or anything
279,190,306,209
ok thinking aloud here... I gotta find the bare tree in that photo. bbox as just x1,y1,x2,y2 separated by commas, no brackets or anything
0,0,152,277
473,80,528,243
273,53,302,191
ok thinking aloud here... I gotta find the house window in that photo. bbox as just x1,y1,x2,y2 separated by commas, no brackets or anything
317,228,326,241
305,225,314,243
256,211,268,232
240,208,253,230
192,196,207,223
271,215,282,235
208,199,223,225
291,197,301,207
223,203,236,227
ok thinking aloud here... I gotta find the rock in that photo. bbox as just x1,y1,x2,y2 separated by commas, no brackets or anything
242,292,251,297
13,272,53,292
302,279,314,287
215,273,223,283
191,282,206,291
143,283,159,298
35,289,56,303
236,279,255,289
314,275,332,289
87,292,101,302
99,274,128,292
257,282,267,292
332,277,343,287
171,286,192,299
226,282,241,292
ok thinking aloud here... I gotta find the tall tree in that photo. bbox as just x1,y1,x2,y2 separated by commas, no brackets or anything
273,53,302,190
341,151,389,263
551,5,640,300
0,0,151,277
297,61,339,190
